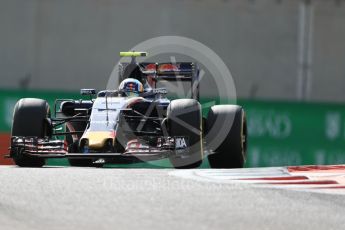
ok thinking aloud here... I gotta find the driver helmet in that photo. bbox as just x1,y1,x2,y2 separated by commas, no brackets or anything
118,78,144,97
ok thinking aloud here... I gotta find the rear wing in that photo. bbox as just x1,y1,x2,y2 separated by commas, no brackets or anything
151,62,200,100
118,62,200,100
155,62,197,81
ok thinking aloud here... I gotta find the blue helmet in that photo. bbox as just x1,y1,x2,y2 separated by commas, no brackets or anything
118,78,144,97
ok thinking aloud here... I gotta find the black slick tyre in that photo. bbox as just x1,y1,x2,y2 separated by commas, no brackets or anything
206,105,247,168
167,99,203,169
11,98,51,167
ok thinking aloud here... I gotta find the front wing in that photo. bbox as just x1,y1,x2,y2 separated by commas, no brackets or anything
9,136,189,162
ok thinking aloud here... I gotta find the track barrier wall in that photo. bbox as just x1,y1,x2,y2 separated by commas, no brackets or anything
1,89,345,167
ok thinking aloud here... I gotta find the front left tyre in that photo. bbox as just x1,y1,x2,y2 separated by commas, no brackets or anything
206,105,247,168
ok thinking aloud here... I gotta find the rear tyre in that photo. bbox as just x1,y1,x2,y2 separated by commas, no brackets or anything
206,105,247,168
11,98,51,167
167,99,203,169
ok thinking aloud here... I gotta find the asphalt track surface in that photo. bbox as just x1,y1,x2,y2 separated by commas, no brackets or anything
0,166,345,230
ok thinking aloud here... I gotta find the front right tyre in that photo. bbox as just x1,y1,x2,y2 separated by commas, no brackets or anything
11,98,51,167
167,99,203,169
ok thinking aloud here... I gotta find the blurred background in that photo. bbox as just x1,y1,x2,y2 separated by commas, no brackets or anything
1,0,345,166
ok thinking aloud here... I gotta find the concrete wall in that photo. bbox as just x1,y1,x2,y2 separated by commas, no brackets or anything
0,0,345,102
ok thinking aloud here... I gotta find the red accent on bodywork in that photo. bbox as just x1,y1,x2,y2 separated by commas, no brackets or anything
158,64,179,72
66,122,78,141
145,64,156,71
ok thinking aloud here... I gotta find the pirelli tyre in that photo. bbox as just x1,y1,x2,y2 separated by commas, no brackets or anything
206,105,247,168
11,98,52,167
167,99,203,169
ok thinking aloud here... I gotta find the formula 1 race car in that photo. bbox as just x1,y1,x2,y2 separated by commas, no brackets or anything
9,52,247,168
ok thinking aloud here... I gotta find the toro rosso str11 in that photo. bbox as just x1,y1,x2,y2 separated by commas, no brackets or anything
9,52,247,168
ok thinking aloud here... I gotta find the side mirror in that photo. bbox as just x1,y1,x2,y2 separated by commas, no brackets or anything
60,101,76,116
80,89,96,96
